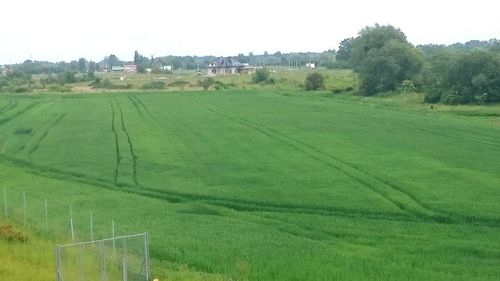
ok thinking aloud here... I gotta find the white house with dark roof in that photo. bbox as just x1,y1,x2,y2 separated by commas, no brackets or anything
207,57,250,76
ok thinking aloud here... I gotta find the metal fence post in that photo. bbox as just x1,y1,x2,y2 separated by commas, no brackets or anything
100,240,106,281
23,191,26,226
123,237,127,257
79,244,85,281
55,245,61,281
70,204,75,242
122,257,128,281
3,186,7,218
45,198,49,232
112,219,115,254
144,232,150,281
90,212,94,241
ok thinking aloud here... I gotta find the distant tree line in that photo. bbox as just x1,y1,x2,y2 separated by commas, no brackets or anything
4,50,337,76
417,40,500,104
337,24,500,104
0,71,35,93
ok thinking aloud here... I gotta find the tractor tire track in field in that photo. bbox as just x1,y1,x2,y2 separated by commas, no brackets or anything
127,96,144,118
0,148,402,223
258,119,441,214
1,150,499,227
116,100,139,186
11,114,59,155
127,96,207,182
109,99,121,185
418,127,500,148
0,101,39,126
126,95,203,185
0,99,497,227
129,95,157,121
109,98,139,186
116,185,425,226
0,99,17,115
208,106,445,222
29,114,66,156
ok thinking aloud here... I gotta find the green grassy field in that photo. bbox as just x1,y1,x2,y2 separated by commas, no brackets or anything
1,89,500,280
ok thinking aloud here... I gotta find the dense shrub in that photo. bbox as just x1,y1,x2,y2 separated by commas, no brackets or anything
305,72,325,91
141,81,166,90
252,68,270,84
48,85,72,92
168,80,190,89
10,86,34,93
90,78,131,89
197,78,233,90
423,90,441,103
0,71,35,93
198,78,216,90
0,224,27,242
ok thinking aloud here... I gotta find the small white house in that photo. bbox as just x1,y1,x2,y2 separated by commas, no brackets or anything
306,62,316,69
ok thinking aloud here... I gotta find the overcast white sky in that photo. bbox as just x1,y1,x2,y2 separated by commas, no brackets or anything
1,0,499,64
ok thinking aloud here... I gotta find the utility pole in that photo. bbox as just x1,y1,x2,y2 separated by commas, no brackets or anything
90,212,94,241
112,219,115,254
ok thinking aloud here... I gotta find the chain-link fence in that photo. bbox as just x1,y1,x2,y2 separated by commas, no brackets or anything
56,233,150,281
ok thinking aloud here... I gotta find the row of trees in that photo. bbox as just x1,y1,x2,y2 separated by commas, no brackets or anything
421,50,500,104
337,24,500,104
5,50,338,76
10,59,98,75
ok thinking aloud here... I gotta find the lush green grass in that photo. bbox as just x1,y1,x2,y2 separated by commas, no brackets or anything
0,89,500,280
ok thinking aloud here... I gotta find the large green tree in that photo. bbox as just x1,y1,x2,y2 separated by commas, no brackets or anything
336,37,354,62
78,58,87,73
107,54,121,68
349,24,423,95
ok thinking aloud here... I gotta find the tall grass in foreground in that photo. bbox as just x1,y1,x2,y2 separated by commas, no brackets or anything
0,221,53,281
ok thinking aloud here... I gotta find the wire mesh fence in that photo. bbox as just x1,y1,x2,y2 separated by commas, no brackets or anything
1,187,127,242
1,187,151,281
56,233,150,281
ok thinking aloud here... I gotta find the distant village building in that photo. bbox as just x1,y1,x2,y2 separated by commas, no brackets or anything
111,66,124,72
124,64,137,73
305,62,316,69
207,57,255,76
